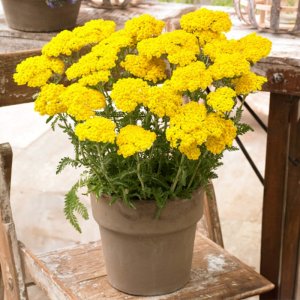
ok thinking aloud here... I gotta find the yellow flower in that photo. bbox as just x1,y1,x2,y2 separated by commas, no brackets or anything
66,30,131,80
147,84,183,118
238,33,272,63
180,8,232,36
75,117,116,143
125,14,165,43
111,78,150,112
206,119,237,154
196,30,226,47
121,55,167,83
14,55,64,87
203,39,239,61
78,70,111,87
34,84,66,116
166,102,208,159
233,72,267,95
137,30,199,66
42,20,116,57
169,61,212,92
161,30,199,66
116,125,156,158
207,87,236,112
208,53,250,80
60,84,106,121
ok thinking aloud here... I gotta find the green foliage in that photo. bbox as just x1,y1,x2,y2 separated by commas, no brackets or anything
64,182,89,233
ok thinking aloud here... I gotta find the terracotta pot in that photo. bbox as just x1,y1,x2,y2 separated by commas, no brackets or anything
1,0,81,32
91,188,204,296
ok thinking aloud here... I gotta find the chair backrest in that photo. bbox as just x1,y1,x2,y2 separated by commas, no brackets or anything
0,143,28,300
0,49,40,107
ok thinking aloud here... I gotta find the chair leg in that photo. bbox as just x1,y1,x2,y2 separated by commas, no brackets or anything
0,143,28,300
203,182,224,248
0,265,4,300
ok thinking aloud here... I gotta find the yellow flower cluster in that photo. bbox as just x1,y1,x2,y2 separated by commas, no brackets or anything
59,84,106,121
137,30,199,66
75,117,116,143
207,87,236,113
116,125,156,158
111,78,149,112
209,53,250,80
66,30,132,82
206,119,237,154
121,55,166,83
124,14,165,42
233,72,267,95
169,61,212,92
34,84,66,116
203,33,272,64
180,8,231,46
13,55,64,87
42,19,116,57
147,84,182,118
166,102,208,159
238,33,272,63
14,9,272,162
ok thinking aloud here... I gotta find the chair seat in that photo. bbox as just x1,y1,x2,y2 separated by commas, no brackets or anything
20,232,274,300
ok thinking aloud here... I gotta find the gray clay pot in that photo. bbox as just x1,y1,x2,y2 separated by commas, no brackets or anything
1,0,81,32
91,188,204,296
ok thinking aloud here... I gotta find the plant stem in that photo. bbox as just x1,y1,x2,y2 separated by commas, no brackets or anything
136,154,146,199
171,154,185,193
187,158,201,189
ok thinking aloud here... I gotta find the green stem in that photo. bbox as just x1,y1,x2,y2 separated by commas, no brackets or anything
171,154,185,193
95,144,113,188
187,158,201,189
136,154,146,199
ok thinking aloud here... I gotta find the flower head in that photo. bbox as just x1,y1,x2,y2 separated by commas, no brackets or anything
14,55,64,87
111,78,150,112
117,125,156,158
75,117,116,143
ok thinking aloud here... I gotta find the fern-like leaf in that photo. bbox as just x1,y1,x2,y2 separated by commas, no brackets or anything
56,157,79,174
64,183,89,233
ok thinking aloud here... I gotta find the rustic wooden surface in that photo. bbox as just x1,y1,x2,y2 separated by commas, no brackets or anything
280,100,300,300
202,183,224,248
0,143,27,300
260,94,300,300
254,57,300,96
0,2,196,53
19,232,274,300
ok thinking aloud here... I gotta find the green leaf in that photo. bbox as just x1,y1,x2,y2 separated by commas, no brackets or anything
56,157,79,174
64,183,89,233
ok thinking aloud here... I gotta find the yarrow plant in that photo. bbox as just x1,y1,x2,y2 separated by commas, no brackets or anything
14,9,271,232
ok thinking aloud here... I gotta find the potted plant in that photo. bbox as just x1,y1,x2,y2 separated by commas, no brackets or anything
14,9,272,296
1,0,81,32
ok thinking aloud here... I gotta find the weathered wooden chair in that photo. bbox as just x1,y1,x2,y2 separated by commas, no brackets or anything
0,50,274,299
233,0,300,33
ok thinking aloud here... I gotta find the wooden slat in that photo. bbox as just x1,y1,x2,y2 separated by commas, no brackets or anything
254,57,300,96
202,182,224,248
270,0,281,31
0,50,40,107
0,265,4,300
294,1,300,31
260,93,293,300
20,233,274,300
280,100,300,299
0,143,28,300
